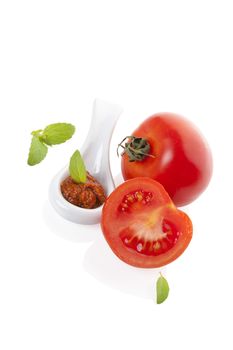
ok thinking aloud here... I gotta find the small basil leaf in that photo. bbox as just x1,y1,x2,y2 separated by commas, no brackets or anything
156,274,169,304
69,150,87,183
42,123,75,145
27,136,48,166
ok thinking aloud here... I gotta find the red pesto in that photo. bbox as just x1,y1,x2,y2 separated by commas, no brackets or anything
61,172,106,209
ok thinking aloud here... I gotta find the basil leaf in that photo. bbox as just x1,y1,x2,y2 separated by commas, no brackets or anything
27,136,48,166
69,150,87,183
42,123,75,145
156,274,169,304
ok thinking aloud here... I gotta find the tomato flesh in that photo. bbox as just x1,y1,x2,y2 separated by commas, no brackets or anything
120,218,180,256
101,178,193,268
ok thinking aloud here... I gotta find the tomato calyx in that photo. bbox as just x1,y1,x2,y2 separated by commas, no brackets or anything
117,135,156,162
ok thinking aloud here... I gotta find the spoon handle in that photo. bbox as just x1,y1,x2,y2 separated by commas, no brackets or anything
81,99,123,176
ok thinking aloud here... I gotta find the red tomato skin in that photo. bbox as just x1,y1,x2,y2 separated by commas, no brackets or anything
121,113,213,206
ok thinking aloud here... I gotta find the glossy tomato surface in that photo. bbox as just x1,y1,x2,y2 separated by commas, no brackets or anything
101,178,193,268
121,113,213,206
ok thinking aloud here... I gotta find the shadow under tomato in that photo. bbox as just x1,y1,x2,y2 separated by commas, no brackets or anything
82,235,164,299
43,200,99,243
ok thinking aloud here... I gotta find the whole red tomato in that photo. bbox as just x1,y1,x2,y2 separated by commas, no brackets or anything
120,113,213,206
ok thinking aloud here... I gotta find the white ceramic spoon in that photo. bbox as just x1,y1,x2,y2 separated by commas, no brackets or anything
49,99,123,225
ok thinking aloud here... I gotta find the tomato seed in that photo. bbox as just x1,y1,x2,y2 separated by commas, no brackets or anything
154,241,161,250
122,203,128,208
137,243,143,252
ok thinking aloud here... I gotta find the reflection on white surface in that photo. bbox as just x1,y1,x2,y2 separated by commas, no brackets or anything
43,201,99,243
113,172,124,187
83,237,164,299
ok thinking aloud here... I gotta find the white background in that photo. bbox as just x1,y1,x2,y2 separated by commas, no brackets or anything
0,1,232,349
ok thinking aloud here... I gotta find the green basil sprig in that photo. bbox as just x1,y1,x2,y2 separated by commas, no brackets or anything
27,123,75,166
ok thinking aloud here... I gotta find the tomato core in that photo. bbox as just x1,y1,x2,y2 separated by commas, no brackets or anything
117,189,180,256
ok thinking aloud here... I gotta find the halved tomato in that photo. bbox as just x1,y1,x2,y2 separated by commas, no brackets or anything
101,178,193,268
